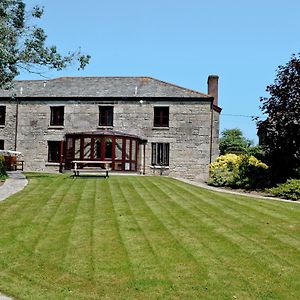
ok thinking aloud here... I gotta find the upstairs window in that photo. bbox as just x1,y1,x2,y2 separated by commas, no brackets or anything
154,107,169,127
50,106,64,126
0,106,6,126
99,106,113,126
151,143,169,166
48,141,61,162
0,140,4,150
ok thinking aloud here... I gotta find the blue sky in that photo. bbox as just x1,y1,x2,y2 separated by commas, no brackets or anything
21,0,300,143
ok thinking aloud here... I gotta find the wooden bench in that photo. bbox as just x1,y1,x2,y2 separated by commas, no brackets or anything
72,160,112,178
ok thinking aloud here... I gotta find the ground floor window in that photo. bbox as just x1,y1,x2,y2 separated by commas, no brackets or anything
48,141,61,162
151,143,169,166
0,140,4,150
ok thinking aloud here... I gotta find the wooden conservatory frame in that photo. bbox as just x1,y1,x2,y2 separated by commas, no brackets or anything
63,130,146,173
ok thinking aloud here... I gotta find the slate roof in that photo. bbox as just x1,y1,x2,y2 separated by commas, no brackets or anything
0,76,211,99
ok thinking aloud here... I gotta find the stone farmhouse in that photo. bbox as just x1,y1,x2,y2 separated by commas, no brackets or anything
0,75,221,181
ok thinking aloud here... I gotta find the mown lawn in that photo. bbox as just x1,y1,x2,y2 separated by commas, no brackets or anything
0,173,300,299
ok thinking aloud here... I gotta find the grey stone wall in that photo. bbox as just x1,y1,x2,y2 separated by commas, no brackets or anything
0,101,17,151
211,109,220,162
0,99,220,181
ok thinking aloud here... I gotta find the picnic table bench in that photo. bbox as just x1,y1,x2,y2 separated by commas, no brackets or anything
72,160,112,178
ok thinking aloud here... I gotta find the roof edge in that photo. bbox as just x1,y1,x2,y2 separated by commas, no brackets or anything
10,76,211,98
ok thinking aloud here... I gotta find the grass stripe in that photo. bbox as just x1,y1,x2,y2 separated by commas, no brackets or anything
109,177,176,298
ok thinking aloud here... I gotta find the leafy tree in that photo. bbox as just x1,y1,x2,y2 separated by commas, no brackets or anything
257,54,300,182
0,0,90,89
219,128,253,155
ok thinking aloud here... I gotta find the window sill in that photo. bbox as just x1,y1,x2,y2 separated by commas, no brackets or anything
48,125,64,130
0,125,5,128
150,165,170,169
97,126,114,130
45,162,60,166
152,127,169,130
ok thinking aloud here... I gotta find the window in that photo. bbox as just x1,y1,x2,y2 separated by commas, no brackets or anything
48,141,61,162
99,106,113,126
151,143,169,166
50,106,64,126
0,140,4,150
0,106,6,126
154,107,169,127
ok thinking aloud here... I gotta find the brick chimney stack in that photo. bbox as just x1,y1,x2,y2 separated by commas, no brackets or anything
207,75,219,106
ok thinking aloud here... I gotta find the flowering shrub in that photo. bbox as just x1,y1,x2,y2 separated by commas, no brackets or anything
237,155,269,188
208,154,241,187
208,154,269,189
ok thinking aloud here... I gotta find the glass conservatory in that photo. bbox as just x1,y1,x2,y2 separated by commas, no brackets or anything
64,130,146,172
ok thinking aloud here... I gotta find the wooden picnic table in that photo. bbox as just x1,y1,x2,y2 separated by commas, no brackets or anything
72,160,112,178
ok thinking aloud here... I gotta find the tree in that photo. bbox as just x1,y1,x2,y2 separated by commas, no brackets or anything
0,0,90,89
257,54,300,182
219,128,253,155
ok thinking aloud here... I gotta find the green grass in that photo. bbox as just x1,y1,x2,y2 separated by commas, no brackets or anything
0,173,300,299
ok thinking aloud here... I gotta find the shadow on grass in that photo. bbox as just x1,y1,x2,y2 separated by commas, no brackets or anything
70,175,108,179
24,172,110,182
24,172,63,179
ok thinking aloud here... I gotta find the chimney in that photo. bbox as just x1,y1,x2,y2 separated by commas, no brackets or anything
207,75,219,106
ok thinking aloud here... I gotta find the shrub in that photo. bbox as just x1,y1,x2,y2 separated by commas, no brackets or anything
208,154,269,189
246,145,265,161
208,154,241,187
268,179,300,201
237,155,270,188
0,155,7,179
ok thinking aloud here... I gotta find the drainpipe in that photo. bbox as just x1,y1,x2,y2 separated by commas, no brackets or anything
59,140,64,173
14,98,19,151
209,101,214,164
143,143,146,175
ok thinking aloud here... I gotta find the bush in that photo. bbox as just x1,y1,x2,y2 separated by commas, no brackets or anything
268,179,300,201
0,155,7,179
246,145,265,161
208,154,269,189
237,155,270,188
208,154,241,187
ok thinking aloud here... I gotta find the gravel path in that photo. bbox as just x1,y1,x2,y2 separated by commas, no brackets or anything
0,295,12,300
0,171,28,202
176,177,298,204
